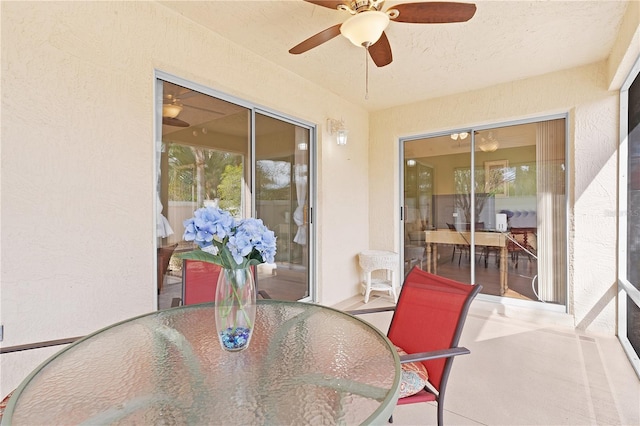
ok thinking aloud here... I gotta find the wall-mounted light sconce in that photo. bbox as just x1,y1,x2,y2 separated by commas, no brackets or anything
327,118,348,146
406,159,416,167
297,142,308,151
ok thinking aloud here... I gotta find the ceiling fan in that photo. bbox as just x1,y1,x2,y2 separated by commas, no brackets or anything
162,90,231,128
289,1,477,67
162,95,190,128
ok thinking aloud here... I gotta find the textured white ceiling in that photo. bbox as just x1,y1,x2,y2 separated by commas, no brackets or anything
159,0,629,111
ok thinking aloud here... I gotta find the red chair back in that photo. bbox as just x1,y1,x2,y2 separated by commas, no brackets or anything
182,259,222,305
157,244,178,293
387,267,480,391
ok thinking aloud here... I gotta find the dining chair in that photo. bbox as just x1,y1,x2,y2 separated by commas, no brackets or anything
348,267,481,425
174,259,271,307
507,227,537,268
182,259,222,305
446,223,468,265
448,222,487,265
469,221,499,268
157,243,178,294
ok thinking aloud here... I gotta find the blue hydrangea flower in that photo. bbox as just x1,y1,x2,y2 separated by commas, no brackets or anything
183,207,234,249
182,207,277,269
257,229,276,264
228,232,254,265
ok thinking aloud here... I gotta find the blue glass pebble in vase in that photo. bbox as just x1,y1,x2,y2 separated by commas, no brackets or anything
214,267,256,351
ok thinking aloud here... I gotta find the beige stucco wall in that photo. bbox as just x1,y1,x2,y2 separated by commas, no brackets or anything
0,1,369,396
370,61,619,334
608,0,640,90
366,0,640,335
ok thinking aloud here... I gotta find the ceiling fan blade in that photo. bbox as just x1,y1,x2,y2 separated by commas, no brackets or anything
390,2,477,24
289,24,342,54
368,32,393,67
303,1,346,10
163,117,190,128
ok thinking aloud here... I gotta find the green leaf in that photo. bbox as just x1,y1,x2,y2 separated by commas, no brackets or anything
219,249,238,270
245,258,263,267
176,250,222,266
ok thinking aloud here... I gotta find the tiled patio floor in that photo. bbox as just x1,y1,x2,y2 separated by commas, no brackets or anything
333,295,640,425
159,268,640,425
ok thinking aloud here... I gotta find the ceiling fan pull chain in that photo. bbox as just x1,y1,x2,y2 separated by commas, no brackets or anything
365,46,369,100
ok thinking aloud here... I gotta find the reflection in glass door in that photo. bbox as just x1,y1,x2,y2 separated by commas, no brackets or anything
156,78,312,308
403,159,433,274
402,119,566,306
255,112,310,301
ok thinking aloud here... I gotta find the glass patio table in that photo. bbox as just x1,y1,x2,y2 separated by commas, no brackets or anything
3,300,400,425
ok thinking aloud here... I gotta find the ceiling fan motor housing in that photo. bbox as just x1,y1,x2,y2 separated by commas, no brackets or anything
341,0,385,14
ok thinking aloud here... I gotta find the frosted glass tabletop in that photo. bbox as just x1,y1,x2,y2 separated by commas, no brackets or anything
3,300,400,425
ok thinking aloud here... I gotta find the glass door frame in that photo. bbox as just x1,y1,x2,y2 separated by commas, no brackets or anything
618,56,640,377
252,107,317,303
399,115,569,313
154,70,316,304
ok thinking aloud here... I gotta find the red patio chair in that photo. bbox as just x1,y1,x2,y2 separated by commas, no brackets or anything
0,391,13,422
157,243,178,294
182,259,222,305
175,259,271,307
349,267,481,425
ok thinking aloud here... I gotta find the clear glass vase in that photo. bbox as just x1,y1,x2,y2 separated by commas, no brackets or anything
214,267,256,351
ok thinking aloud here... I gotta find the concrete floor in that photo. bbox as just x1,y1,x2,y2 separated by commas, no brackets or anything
333,294,640,426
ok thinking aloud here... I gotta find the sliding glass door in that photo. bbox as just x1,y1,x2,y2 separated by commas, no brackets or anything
155,77,313,308
254,112,310,301
402,118,567,306
619,58,640,377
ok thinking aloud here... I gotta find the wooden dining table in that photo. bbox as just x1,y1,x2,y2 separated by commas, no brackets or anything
424,229,509,294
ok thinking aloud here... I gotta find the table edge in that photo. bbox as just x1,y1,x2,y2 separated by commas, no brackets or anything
2,300,401,425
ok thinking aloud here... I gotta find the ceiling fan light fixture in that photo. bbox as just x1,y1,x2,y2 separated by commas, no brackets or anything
340,11,390,47
162,103,183,119
479,140,499,152
478,132,499,152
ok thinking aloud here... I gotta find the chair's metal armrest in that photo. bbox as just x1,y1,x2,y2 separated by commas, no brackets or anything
399,347,470,363
346,306,396,316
